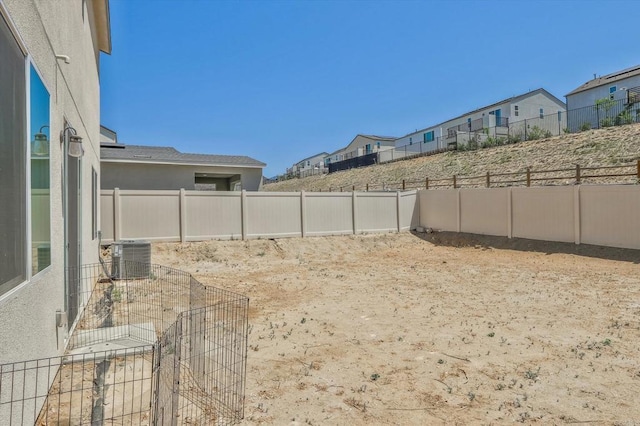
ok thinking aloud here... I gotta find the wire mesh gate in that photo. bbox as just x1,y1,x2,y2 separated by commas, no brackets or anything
0,262,249,425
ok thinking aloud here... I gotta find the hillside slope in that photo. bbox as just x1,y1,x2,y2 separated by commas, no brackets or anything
264,123,640,192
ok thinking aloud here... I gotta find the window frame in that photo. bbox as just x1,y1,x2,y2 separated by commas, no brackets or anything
29,61,53,276
0,6,54,299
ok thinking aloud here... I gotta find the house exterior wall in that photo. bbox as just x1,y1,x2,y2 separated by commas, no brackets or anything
0,0,103,367
343,135,395,158
443,101,512,134
101,162,264,191
395,126,444,150
509,92,565,122
566,76,640,110
295,153,327,172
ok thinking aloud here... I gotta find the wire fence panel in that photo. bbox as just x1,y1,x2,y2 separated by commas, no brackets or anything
0,262,249,426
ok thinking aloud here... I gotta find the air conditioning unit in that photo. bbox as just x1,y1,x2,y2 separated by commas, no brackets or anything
111,240,151,279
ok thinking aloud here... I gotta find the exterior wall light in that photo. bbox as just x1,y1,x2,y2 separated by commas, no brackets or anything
60,126,84,158
32,125,49,156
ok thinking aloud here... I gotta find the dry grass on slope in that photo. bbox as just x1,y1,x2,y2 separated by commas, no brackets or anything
264,123,640,192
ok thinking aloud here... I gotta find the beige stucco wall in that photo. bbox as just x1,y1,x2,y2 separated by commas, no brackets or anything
101,161,264,191
0,0,103,369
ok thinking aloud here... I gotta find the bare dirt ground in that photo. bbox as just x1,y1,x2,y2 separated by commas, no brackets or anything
152,232,640,425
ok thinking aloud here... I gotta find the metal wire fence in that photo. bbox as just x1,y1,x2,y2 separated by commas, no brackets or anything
0,261,249,425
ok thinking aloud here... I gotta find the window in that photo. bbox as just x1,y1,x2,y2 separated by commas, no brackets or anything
514,105,519,117
409,137,412,145
1,13,27,294
92,167,98,240
610,86,617,94
424,131,434,142
30,65,51,273
539,108,544,119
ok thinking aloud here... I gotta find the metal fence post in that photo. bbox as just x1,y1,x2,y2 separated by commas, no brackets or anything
637,159,640,180
486,171,490,188
524,119,527,141
526,167,531,187
402,180,406,191
576,164,581,184
425,177,429,190
453,175,457,189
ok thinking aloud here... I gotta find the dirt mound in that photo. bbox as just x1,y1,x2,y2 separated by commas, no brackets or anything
265,123,640,192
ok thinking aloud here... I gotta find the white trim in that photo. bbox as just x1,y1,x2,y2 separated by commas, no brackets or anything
100,158,265,169
26,54,32,279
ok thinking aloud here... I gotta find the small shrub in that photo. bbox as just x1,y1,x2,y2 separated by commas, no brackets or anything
580,122,592,131
616,110,634,125
600,117,614,128
507,133,522,144
526,126,545,140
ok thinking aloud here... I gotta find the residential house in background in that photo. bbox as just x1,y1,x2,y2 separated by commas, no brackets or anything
394,88,566,154
341,134,396,159
287,151,329,177
100,124,118,144
566,65,640,131
101,142,265,191
326,134,397,173
0,0,110,368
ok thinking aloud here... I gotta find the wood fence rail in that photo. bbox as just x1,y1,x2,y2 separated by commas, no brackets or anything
324,160,640,192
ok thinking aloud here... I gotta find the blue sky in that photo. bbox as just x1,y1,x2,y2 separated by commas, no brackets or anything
101,0,638,177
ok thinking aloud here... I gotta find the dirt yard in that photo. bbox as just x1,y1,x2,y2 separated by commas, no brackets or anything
152,232,640,425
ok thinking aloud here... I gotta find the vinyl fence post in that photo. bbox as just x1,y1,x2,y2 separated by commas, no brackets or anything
352,191,358,235
396,191,402,232
507,188,513,239
456,188,461,233
300,190,306,238
574,185,581,245
179,188,186,243
241,190,247,240
114,187,121,242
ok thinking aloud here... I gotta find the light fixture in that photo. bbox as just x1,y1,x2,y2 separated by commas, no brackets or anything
32,125,49,156
60,126,84,158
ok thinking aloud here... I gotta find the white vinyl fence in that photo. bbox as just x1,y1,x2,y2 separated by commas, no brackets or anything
100,189,419,243
101,185,640,250
418,185,640,250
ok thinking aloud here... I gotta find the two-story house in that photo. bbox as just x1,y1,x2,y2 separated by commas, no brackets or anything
395,88,566,152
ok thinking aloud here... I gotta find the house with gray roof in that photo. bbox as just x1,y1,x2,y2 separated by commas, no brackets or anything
394,88,566,151
101,141,266,191
565,65,640,131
